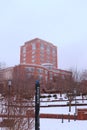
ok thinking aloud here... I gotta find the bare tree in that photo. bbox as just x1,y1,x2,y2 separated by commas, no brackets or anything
0,66,35,130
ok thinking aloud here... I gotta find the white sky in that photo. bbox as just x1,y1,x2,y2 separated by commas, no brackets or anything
0,0,87,71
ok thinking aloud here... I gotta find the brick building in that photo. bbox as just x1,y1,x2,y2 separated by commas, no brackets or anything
0,64,72,87
0,38,72,90
20,38,58,68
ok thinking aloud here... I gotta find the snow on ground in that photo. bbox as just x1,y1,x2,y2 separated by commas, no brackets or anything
40,119,87,130
0,94,87,130
34,94,87,130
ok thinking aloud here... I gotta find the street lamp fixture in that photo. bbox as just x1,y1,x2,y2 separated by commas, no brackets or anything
8,80,12,95
8,80,12,87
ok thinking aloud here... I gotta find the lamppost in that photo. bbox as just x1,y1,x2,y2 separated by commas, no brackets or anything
8,80,12,95
35,80,40,130
8,80,12,119
7,80,15,129
74,89,77,115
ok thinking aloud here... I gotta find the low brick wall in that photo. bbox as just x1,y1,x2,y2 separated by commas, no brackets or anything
77,109,87,120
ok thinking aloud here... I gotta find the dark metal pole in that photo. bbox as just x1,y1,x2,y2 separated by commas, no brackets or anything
8,80,12,119
35,80,40,130
74,89,77,115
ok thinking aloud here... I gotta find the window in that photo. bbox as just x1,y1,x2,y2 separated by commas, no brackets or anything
61,74,65,79
40,43,44,50
40,54,44,59
46,59,50,63
23,53,26,57
47,46,50,52
40,50,44,55
52,48,56,55
23,57,26,60
45,76,48,82
41,59,44,63
32,55,36,63
25,67,34,72
38,74,43,80
22,47,26,53
32,55,35,59
32,59,35,63
37,68,43,73
32,43,36,50
54,74,57,76
27,73,33,78
45,70,48,74
23,61,26,64
23,57,26,62
32,51,36,54
49,72,53,80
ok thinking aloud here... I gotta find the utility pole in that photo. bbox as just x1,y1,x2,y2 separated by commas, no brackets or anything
35,80,40,130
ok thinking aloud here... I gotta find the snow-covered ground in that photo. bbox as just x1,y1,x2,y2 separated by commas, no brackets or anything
34,94,87,130
40,119,87,130
0,93,87,130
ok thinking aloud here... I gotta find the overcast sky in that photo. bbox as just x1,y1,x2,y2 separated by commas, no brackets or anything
0,0,87,71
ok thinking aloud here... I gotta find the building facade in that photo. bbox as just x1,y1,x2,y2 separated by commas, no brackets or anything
0,64,72,87
0,38,72,90
20,38,58,68
0,67,13,81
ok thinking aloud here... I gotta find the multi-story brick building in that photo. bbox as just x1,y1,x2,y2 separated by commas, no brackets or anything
19,38,72,86
0,38,72,90
20,38,58,68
